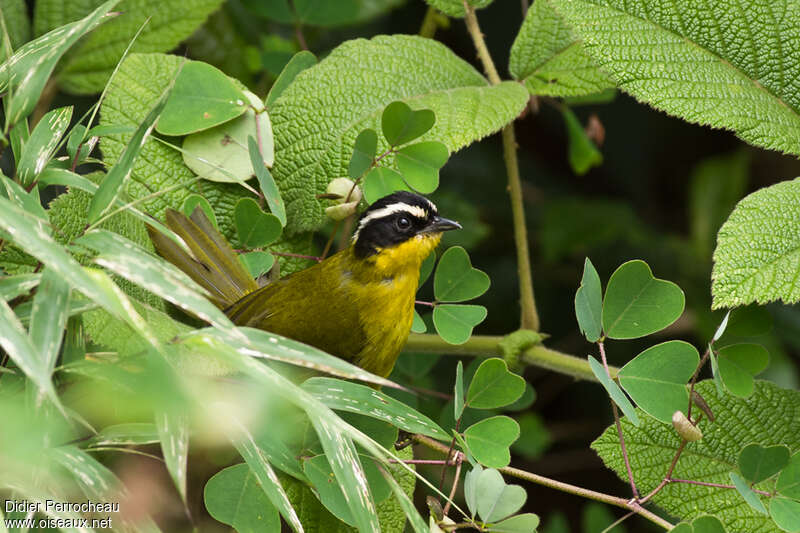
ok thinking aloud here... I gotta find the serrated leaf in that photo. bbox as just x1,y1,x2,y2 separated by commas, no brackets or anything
350,129,378,179
395,141,448,194
602,260,685,339
717,344,769,398
0,0,118,125
17,106,73,186
617,341,699,423
562,106,602,175
265,50,317,107
712,179,800,308
51,0,224,95
509,0,613,97
465,358,525,410
549,0,800,157
249,136,285,225
587,356,640,427
234,198,283,248
433,304,487,345
424,0,493,18
204,463,280,533
434,246,490,303
593,381,799,531
574,257,602,342
464,416,519,468
730,472,767,515
738,444,790,484
363,166,409,204
270,35,528,233
302,377,449,440
777,452,800,500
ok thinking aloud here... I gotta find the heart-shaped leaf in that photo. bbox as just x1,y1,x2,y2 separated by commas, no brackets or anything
617,340,699,423
464,464,483,517
464,415,520,468
395,141,448,193
777,452,800,500
472,467,527,523
234,198,282,248
738,443,790,483
588,356,640,427
770,497,800,532
602,260,685,339
730,472,767,515
434,246,490,302
204,463,280,533
157,61,248,136
240,251,275,279
466,358,525,410
488,513,541,533
717,344,769,398
181,195,218,228
349,129,378,179
574,257,602,342
433,304,487,345
363,166,409,204
182,91,273,183
690,515,726,533
381,101,435,146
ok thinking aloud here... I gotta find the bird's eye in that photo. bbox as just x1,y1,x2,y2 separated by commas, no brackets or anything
396,217,412,231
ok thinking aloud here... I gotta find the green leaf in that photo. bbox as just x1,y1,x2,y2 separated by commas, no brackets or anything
712,179,800,308
204,464,280,533
88,74,174,224
249,136,285,225
50,445,120,499
464,464,483,517
771,497,800,532
434,246,490,303
593,381,799,530
617,341,699,423
270,35,528,233
691,515,726,533
302,377,449,440
717,344,769,398
234,198,283,248
433,304,487,345
424,0,493,18
509,0,613,97
411,309,427,333
381,101,436,147
454,360,465,420
363,166,409,204
241,251,275,279
562,106,602,175
265,50,317,107
350,129,378,179
468,467,526,523
464,416,520,468
17,106,73,186
488,514,541,533
0,0,118,125
181,194,218,228
0,0,30,60
182,93,273,183
156,409,189,503
574,257,602,342
157,61,247,136
738,444,790,484
0,273,41,301
602,260,685,339
465,358,525,410
777,452,800,500
587,356,639,427
548,0,800,157
730,472,767,515
28,268,70,375
87,423,160,447
395,141,448,194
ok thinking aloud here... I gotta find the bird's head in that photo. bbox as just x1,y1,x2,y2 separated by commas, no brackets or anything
351,191,461,274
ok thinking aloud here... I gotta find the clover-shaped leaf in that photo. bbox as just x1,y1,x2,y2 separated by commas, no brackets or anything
181,195,218,228
588,356,640,427
777,452,800,500
617,340,699,423
234,198,282,248
717,344,769,398
487,513,541,533
738,443,790,484
467,467,527,523
157,61,248,136
464,415,519,468
433,304,487,345
670,515,727,533
602,260,685,339
204,463,280,532
770,497,800,532
395,141,448,194
574,257,602,342
411,309,427,333
240,251,274,279
466,358,525,410
363,167,409,204
349,129,378,179
434,246,490,302
381,101,435,147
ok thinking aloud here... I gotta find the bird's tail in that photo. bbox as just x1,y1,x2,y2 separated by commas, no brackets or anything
147,208,258,309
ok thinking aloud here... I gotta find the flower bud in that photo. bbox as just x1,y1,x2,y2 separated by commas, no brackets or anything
672,410,702,442
324,178,362,220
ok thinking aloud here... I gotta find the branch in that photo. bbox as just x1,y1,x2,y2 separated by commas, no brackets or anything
404,333,618,382
461,1,539,330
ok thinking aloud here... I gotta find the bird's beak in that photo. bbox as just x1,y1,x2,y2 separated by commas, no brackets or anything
420,216,462,234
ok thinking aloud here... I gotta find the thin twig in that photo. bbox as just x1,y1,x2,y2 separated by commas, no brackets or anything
687,346,712,419
667,478,772,496
443,452,463,516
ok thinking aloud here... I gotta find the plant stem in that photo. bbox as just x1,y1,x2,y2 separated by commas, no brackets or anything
414,434,674,531
599,341,639,499
461,1,539,331
419,6,439,38
404,333,618,382
442,452,463,516
666,478,772,497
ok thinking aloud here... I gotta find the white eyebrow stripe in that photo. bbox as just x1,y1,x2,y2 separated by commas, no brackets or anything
352,201,436,242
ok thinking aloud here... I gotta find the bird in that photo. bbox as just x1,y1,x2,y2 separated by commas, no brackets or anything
148,191,461,378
